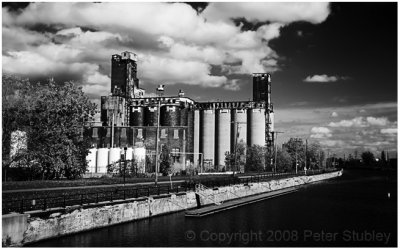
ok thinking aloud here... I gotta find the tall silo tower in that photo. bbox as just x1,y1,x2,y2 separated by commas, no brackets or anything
252,73,274,169
110,51,140,126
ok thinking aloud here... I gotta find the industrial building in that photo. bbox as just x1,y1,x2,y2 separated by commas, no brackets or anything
85,51,274,174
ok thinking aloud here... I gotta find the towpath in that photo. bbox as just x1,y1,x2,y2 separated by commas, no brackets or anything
2,180,186,194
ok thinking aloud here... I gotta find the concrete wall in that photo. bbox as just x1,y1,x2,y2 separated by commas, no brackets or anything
2,213,29,246
3,170,342,246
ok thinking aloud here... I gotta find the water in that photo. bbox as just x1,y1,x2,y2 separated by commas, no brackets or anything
29,169,397,247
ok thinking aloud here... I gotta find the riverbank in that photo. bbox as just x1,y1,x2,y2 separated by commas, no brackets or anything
2,170,342,246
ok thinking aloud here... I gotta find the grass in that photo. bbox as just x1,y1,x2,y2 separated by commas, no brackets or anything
2,174,242,191
2,174,243,213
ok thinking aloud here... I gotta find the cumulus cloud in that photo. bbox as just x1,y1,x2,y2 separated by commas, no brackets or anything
328,116,389,128
202,2,330,24
3,50,97,78
320,139,345,147
223,79,241,91
330,111,338,117
381,128,397,134
139,54,227,88
366,117,388,126
2,26,51,51
86,71,110,86
328,117,366,128
158,36,225,65
303,74,350,82
276,103,397,155
310,126,332,139
2,2,332,98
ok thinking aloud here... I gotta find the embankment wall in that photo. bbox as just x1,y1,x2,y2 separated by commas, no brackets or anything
2,170,342,246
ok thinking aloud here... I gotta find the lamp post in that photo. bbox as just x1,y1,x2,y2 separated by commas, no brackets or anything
231,121,246,176
155,99,161,186
111,112,115,148
154,85,164,186
124,146,127,186
292,138,302,174
273,131,284,173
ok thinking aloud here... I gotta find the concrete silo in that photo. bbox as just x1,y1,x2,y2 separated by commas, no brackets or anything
216,109,231,168
247,107,266,147
145,106,158,126
96,148,109,173
130,106,145,126
86,148,97,173
161,105,180,126
200,109,215,168
193,110,200,169
231,109,247,151
180,106,189,127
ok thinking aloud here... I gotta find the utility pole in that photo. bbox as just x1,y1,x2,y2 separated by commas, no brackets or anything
234,122,238,175
295,150,298,174
111,112,115,148
123,146,127,186
319,150,322,169
231,121,246,175
154,85,164,185
292,138,302,174
154,100,160,185
304,139,308,171
327,150,330,168
333,153,336,168
274,131,284,173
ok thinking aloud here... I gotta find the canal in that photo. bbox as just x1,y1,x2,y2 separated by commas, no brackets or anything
29,169,397,247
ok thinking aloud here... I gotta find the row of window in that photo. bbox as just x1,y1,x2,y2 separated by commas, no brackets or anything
137,128,180,139
91,128,181,139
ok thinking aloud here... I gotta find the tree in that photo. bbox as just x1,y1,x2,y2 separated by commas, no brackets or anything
275,148,292,172
245,145,266,172
2,75,34,169
2,75,97,180
224,141,246,172
361,151,375,167
307,142,325,169
159,145,171,176
283,138,305,170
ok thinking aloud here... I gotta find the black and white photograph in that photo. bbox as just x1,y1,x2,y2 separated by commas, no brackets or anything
2,1,397,247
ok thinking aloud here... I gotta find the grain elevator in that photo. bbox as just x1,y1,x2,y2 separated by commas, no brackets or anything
85,52,274,174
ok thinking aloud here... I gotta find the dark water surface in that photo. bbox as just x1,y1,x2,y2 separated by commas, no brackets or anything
29,169,397,247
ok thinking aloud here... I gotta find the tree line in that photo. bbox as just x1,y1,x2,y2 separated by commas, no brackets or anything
224,138,326,173
326,150,394,169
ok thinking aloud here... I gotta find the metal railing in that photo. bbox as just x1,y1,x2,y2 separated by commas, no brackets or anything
2,168,338,214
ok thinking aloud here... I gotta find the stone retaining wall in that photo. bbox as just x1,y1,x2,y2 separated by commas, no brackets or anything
2,170,342,246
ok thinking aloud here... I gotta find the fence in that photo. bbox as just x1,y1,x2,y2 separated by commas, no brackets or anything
2,168,338,214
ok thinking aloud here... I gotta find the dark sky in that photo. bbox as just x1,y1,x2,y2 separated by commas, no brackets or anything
271,2,397,108
2,2,397,156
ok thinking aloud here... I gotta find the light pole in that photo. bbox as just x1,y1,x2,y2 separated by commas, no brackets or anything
155,99,161,185
292,138,302,174
231,121,246,176
123,146,127,186
154,85,164,185
304,139,308,174
273,131,284,173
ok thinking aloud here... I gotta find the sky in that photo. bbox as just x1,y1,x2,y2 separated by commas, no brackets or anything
2,2,398,157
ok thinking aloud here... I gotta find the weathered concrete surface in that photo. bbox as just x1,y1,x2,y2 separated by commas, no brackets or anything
197,170,342,206
2,213,29,246
4,170,342,246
